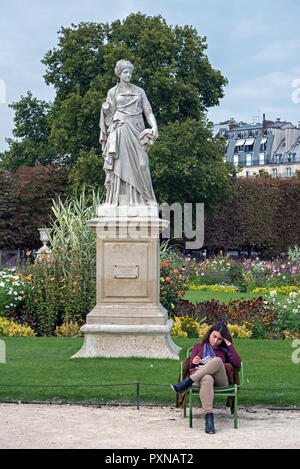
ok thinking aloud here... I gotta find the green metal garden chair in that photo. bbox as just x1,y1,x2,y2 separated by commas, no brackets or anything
181,347,244,429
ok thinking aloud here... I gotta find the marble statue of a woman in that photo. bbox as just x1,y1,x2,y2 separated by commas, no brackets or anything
99,60,158,206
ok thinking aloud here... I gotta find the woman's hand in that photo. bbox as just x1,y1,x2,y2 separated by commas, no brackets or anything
192,355,202,365
222,337,232,347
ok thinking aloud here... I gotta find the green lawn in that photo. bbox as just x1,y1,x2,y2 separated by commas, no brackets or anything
0,337,299,408
184,289,285,304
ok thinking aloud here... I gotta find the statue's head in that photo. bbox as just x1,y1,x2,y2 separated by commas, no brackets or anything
114,59,134,77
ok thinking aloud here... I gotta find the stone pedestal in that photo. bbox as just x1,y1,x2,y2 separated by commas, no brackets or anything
72,205,181,360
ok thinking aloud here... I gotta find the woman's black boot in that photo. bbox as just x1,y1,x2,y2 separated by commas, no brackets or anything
171,377,193,394
205,413,215,434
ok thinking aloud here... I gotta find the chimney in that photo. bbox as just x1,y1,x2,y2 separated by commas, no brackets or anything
262,113,274,129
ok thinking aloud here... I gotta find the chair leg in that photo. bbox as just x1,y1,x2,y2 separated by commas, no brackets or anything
234,385,238,429
189,390,193,428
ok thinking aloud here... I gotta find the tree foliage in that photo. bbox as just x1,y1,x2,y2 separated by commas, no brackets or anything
150,118,235,208
0,92,57,170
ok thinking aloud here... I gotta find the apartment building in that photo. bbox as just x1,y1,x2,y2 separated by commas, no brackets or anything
220,115,300,177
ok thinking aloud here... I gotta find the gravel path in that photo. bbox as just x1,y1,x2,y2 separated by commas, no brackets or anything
0,403,299,449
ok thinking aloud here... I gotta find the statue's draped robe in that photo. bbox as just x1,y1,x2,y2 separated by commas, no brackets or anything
100,84,157,206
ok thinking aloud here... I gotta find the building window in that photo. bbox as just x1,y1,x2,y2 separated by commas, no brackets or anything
234,155,239,166
286,167,291,178
259,153,265,165
272,168,277,178
274,154,281,164
260,143,267,151
246,154,252,166
287,153,295,163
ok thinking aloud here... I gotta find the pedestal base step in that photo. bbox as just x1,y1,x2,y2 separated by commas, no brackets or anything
71,321,181,360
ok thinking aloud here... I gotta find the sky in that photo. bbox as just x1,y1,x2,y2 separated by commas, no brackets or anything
1,0,300,152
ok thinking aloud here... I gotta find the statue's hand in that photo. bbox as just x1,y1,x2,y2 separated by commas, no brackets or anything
151,127,158,139
102,101,110,115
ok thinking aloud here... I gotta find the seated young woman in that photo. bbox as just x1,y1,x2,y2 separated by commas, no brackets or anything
171,321,241,434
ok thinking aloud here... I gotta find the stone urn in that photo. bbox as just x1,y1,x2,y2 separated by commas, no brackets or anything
37,228,51,254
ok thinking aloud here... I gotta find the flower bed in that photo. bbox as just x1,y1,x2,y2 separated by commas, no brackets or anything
185,252,300,292
0,268,25,312
1,244,299,338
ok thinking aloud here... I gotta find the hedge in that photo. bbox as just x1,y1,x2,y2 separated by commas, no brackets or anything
1,169,299,255
204,178,300,256
0,165,69,249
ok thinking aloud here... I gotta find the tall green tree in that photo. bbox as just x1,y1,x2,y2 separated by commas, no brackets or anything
0,92,57,170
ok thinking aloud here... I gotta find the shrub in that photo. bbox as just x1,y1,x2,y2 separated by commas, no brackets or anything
170,318,252,339
13,189,100,335
227,323,252,339
170,317,188,338
18,252,96,336
160,246,190,314
267,290,300,336
196,323,210,338
252,286,300,295
173,296,278,336
283,329,300,339
55,321,83,337
0,317,36,337
288,245,300,264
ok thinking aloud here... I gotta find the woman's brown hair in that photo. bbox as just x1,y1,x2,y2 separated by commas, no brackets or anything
202,322,232,347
